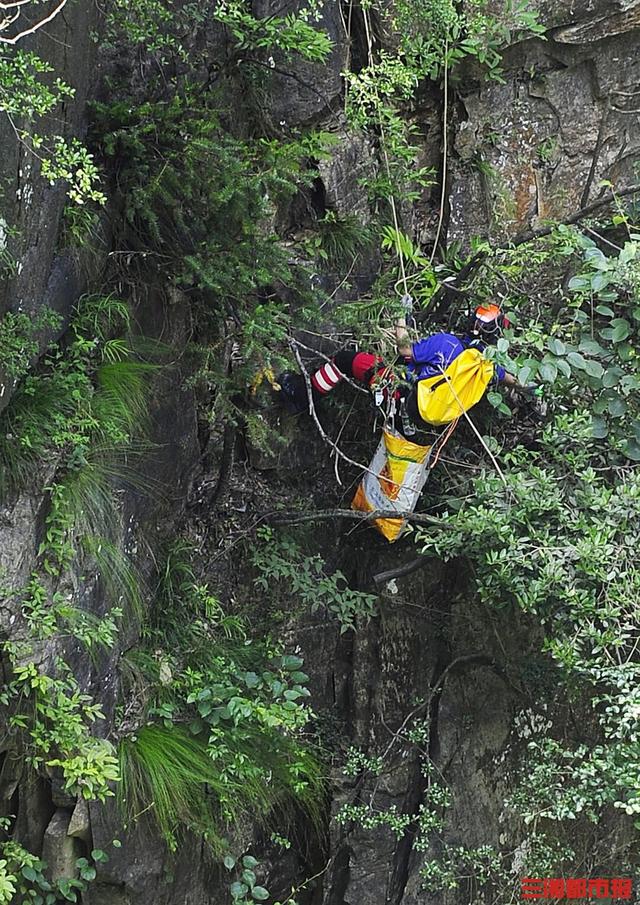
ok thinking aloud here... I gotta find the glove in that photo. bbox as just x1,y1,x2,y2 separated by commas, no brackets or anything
522,383,544,398
400,293,413,314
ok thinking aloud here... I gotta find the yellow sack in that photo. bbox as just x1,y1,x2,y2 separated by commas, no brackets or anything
416,348,494,426
351,430,431,543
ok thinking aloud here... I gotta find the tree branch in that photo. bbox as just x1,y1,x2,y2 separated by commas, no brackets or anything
423,182,640,322
290,340,384,483
0,0,68,43
373,556,430,586
265,507,445,529
290,337,369,395
509,182,640,247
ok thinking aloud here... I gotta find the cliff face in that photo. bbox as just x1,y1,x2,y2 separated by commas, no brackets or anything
1,1,639,903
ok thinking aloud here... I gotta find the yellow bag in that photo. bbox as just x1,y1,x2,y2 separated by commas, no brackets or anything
416,348,494,426
351,430,431,542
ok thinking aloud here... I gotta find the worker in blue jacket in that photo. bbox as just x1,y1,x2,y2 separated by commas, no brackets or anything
279,303,531,430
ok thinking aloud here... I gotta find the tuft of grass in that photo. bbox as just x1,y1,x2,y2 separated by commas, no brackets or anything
0,369,85,496
82,535,146,623
118,543,327,850
93,359,156,443
118,722,325,852
118,724,229,852
316,210,373,267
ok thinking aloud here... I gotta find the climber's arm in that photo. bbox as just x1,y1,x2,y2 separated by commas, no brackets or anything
395,317,413,358
501,369,542,397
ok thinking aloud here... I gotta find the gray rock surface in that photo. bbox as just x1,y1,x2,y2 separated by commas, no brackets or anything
449,26,640,247
1,0,639,901
43,809,82,881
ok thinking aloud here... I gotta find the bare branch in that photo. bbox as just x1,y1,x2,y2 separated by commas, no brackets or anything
0,0,33,9
0,0,68,44
424,182,640,323
290,337,369,395
510,182,640,247
265,506,445,529
373,556,430,586
290,340,386,482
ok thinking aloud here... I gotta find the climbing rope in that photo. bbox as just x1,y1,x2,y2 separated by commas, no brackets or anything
360,5,410,301
427,416,459,470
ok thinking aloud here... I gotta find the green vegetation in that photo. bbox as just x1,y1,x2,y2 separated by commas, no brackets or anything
0,308,61,382
0,826,114,905
0,48,105,204
0,294,151,871
4,0,640,899
252,527,378,632
472,222,640,454
420,415,640,821
117,543,324,851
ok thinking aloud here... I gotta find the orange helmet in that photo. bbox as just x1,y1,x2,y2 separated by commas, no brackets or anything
472,303,510,338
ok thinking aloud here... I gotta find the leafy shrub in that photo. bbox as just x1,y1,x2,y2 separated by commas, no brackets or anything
252,527,378,632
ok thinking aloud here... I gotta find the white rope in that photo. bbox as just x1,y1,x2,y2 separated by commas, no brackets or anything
438,366,509,487
430,38,449,265
361,5,410,300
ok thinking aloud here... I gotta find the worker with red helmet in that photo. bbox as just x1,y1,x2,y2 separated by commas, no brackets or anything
279,302,533,433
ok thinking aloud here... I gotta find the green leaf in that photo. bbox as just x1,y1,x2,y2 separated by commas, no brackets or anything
595,304,615,317
603,367,624,388
244,672,260,688
566,352,587,370
224,856,236,871
242,869,257,887
616,342,635,362
242,856,259,870
280,656,304,671
517,365,532,385
584,247,608,268
584,360,604,379
539,362,557,383
611,318,631,342
230,882,249,900
252,887,270,901
546,337,566,356
608,396,627,417
622,439,640,461
22,866,38,882
621,374,640,392
591,416,608,439
556,358,572,378
578,338,605,357
590,271,610,292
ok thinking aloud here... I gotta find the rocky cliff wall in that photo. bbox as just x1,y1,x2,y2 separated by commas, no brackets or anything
1,0,639,903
